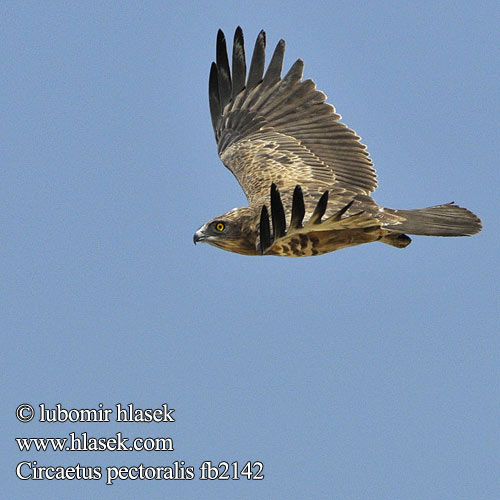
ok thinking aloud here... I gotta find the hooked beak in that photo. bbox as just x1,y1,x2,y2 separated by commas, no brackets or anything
193,229,205,245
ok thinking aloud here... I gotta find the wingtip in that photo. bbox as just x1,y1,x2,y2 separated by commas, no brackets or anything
234,26,243,40
256,30,266,48
209,62,218,86
259,204,271,254
290,184,305,229
295,58,305,71
310,190,329,224
270,183,286,239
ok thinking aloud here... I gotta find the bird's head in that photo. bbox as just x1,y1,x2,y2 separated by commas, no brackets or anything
193,206,258,255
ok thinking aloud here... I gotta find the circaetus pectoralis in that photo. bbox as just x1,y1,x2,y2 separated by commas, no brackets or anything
193,27,482,257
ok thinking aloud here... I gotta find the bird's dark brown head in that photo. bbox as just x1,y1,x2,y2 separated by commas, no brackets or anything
193,206,259,255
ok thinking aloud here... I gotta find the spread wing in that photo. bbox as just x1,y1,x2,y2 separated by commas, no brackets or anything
209,27,378,212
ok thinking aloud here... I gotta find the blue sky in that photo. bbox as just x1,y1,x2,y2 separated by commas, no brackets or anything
2,1,498,498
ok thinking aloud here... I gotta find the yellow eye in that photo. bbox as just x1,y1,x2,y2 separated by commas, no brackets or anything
215,222,225,232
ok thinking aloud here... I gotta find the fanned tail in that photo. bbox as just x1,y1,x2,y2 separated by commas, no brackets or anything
384,203,482,237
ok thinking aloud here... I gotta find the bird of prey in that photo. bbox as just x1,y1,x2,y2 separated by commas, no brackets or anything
193,27,482,256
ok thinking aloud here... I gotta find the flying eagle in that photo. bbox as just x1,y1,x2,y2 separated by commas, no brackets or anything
193,27,481,256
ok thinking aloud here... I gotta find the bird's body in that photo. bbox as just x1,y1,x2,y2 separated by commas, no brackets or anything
194,28,481,256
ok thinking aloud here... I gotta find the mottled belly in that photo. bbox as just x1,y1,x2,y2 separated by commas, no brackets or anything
268,227,384,257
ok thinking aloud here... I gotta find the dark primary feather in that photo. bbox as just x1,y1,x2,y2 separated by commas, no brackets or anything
231,27,246,97
290,185,306,229
270,183,286,239
332,200,355,220
246,30,266,90
208,62,220,133
259,204,271,253
216,30,231,107
309,191,329,224
262,39,285,87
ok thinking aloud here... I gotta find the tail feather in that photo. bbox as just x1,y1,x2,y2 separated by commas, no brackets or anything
384,203,482,237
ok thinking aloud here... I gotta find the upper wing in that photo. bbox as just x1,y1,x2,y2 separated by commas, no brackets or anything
209,27,378,209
